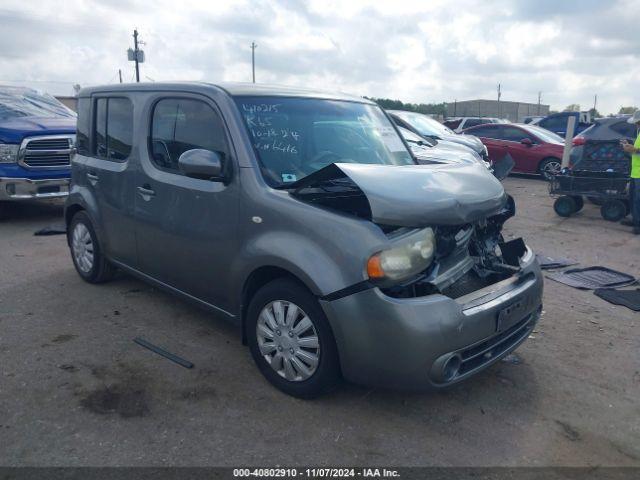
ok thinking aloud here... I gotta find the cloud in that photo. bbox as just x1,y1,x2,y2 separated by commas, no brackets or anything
0,0,638,113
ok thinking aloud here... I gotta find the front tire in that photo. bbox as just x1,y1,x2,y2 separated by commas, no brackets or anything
246,278,341,398
68,211,116,283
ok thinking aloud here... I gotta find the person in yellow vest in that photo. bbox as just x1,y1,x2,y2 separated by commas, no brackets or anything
620,110,640,235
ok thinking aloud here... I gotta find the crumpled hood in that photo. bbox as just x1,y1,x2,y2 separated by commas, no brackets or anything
441,133,484,153
410,142,479,165
291,162,507,227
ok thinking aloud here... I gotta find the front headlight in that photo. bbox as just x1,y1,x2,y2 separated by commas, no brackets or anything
0,143,19,163
367,228,436,283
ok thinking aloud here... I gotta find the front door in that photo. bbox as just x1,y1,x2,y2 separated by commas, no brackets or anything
498,126,540,174
135,94,239,312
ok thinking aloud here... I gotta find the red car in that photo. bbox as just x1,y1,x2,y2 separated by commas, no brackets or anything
462,123,565,179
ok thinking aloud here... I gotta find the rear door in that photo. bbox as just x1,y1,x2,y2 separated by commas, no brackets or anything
134,93,240,311
78,95,137,266
465,125,504,161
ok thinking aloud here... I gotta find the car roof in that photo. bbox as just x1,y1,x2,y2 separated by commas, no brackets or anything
78,81,373,104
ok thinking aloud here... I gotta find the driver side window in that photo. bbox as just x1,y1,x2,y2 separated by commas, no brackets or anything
150,98,227,174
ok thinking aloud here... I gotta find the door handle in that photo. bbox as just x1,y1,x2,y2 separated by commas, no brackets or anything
86,172,99,185
137,185,156,199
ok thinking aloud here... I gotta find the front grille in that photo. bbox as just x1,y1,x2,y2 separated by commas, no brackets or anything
20,136,73,169
458,309,538,376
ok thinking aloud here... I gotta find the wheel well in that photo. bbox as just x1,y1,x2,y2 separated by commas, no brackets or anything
65,204,84,228
240,266,310,344
538,156,561,173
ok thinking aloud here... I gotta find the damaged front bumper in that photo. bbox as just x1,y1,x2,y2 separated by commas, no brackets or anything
320,246,543,390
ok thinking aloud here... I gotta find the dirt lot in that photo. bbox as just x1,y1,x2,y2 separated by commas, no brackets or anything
0,176,638,467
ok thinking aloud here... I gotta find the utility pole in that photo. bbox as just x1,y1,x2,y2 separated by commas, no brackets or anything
251,42,257,83
593,94,598,112
118,69,123,84
537,91,542,115
497,83,501,118
133,29,140,83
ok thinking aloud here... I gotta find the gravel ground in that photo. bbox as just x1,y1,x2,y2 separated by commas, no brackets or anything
0,176,638,467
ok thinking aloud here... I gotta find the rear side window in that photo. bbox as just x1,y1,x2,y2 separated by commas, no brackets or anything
93,97,133,161
95,98,107,157
76,98,91,155
150,98,227,174
467,125,499,138
610,121,637,139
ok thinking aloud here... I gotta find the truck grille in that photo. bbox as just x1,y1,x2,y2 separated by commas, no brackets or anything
19,135,74,169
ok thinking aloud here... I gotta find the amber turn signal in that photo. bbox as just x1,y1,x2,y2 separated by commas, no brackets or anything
367,254,385,278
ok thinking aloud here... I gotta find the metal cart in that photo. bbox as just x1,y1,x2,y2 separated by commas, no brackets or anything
549,170,630,221
549,140,632,221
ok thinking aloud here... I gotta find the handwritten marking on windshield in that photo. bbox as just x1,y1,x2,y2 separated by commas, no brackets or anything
242,103,282,114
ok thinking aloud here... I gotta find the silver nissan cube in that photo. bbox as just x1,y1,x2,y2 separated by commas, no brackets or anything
65,82,543,398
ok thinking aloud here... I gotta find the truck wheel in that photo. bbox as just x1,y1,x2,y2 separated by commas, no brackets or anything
246,278,341,399
554,196,576,217
571,195,584,212
600,200,626,222
68,211,116,283
539,157,562,181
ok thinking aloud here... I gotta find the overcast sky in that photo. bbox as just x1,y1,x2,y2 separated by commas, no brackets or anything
1,0,638,114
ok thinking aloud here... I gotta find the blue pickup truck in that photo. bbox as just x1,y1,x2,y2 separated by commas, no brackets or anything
0,86,76,216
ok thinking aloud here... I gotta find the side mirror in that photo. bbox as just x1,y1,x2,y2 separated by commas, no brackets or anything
178,149,224,180
520,138,533,146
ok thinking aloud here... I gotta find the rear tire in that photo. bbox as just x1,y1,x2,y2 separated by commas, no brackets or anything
600,200,627,222
554,196,576,217
246,278,341,398
68,211,116,283
539,157,562,181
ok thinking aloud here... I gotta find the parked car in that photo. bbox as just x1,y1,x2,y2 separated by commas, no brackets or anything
534,111,592,137
570,115,637,169
0,86,76,216
398,127,494,174
387,110,490,162
523,116,544,124
65,82,543,398
463,122,565,179
444,117,507,133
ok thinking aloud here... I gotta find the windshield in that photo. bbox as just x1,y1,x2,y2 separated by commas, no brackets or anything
0,86,76,120
393,111,454,136
521,124,565,144
236,97,414,186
